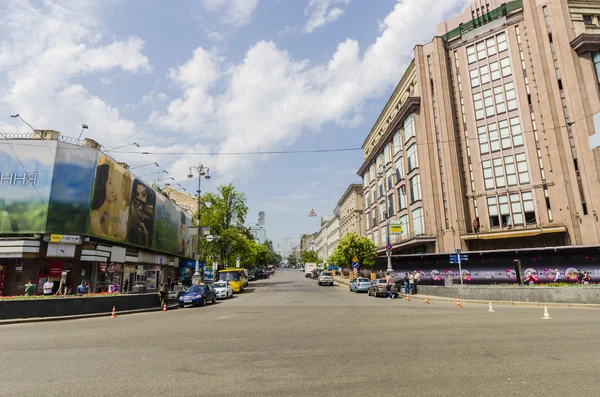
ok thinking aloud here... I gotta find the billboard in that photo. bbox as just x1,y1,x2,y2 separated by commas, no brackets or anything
88,154,193,257
0,140,56,233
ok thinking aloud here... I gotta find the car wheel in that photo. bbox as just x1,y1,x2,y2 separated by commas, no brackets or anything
212,295,216,304
179,304,184,308
349,286,352,291
199,298,206,307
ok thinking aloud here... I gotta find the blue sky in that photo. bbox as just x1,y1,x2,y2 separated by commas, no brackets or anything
0,0,470,255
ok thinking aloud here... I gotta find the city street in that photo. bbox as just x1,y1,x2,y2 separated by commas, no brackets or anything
1,269,599,397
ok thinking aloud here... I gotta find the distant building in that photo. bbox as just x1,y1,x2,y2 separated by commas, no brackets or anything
247,212,267,244
337,184,365,238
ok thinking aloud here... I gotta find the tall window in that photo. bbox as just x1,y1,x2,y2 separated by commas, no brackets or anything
490,61,501,81
480,65,490,85
494,86,506,114
384,143,391,164
372,209,377,227
363,172,369,187
386,169,393,190
477,41,486,60
510,117,523,146
399,214,409,240
594,52,600,84
395,158,405,181
488,192,536,227
489,123,500,152
378,180,383,197
409,174,422,202
497,32,507,52
486,36,497,56
505,156,517,186
371,186,376,203
373,231,379,247
583,15,593,25
412,207,424,236
500,57,512,77
366,211,371,229
474,93,484,120
484,89,494,117
483,160,494,189
470,68,480,87
494,158,505,187
505,82,517,110
379,202,386,221
376,154,383,168
478,126,489,154
370,164,375,181
467,45,476,64
393,130,402,154
398,185,407,210
387,194,395,217
403,113,415,142
365,192,370,208
516,153,529,184
407,144,418,171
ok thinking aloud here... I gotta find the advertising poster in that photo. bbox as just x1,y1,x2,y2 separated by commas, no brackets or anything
0,140,56,233
88,154,133,241
154,194,179,254
127,178,156,247
47,142,97,234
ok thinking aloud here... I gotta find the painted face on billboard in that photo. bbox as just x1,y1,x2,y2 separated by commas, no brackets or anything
127,179,155,247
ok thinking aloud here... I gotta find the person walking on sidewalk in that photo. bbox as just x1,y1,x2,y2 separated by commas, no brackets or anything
525,272,535,286
554,269,562,284
158,284,167,308
413,271,420,295
403,273,409,295
386,273,394,299
409,273,415,294
24,280,36,296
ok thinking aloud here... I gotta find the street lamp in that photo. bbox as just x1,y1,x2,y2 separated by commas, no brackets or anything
377,164,393,274
188,160,211,284
77,124,88,141
10,113,36,132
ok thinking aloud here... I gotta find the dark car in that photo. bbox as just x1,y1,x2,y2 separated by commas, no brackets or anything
311,269,322,279
178,284,216,307
247,271,256,281
253,269,268,279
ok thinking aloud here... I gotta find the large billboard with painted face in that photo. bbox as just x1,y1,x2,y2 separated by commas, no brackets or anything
0,139,192,258
88,154,193,257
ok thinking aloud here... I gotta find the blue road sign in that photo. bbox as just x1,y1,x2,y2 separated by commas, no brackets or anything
352,262,359,269
449,254,458,260
386,243,393,251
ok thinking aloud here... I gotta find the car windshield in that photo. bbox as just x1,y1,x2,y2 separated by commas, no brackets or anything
219,272,240,282
356,278,369,282
321,272,332,276
212,282,227,288
376,280,386,284
185,285,206,293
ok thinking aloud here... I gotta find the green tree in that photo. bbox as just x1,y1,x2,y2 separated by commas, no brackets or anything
301,249,320,264
328,233,377,269
287,253,297,265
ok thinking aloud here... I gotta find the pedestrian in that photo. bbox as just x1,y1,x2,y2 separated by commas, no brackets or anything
577,270,584,285
525,272,535,286
123,278,129,293
403,273,409,295
24,280,36,296
386,273,394,300
158,284,167,308
76,281,87,295
554,269,562,284
583,271,592,285
472,218,480,233
409,273,415,294
413,271,420,295
43,278,54,296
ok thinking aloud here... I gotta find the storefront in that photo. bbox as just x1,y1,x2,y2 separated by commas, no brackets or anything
122,264,137,293
145,265,160,290
0,239,41,296
95,262,123,293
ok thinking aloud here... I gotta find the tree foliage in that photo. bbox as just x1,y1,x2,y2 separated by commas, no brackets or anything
287,253,297,265
301,249,320,264
328,233,377,268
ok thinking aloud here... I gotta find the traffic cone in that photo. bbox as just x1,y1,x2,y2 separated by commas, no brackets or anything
405,295,411,302
425,296,430,304
542,305,552,320
488,301,495,312
456,299,461,308
163,303,167,312
111,306,117,318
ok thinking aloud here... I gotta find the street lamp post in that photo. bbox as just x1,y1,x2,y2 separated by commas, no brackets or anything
188,160,211,284
377,164,393,274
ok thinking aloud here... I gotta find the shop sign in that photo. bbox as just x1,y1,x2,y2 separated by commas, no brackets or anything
124,265,137,273
107,263,122,273
98,263,108,273
49,262,63,276
48,234,81,244
137,265,146,273
15,264,23,273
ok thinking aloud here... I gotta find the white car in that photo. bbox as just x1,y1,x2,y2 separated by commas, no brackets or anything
212,281,233,299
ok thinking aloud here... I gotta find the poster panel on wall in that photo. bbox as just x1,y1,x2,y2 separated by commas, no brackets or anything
47,142,98,234
0,140,57,233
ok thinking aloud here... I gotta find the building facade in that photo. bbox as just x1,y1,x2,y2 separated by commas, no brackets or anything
337,184,366,238
358,0,600,281
0,132,196,296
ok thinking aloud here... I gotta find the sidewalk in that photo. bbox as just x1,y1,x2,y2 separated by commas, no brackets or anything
0,303,180,326
401,293,600,309
334,277,350,286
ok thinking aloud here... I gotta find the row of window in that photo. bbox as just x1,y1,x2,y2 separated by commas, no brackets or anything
482,154,530,190
478,117,523,154
365,145,419,201
470,58,512,88
467,32,508,64
367,207,424,245
366,175,422,228
473,82,518,120
487,191,535,227
583,15,600,26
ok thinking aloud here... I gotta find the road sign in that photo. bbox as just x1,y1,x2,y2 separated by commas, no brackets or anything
352,262,359,269
353,268,358,279
386,243,393,252
390,221,403,234
456,248,462,253
309,209,317,217
352,256,359,263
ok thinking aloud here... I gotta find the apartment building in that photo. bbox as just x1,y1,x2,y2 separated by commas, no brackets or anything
358,0,600,274
337,184,366,238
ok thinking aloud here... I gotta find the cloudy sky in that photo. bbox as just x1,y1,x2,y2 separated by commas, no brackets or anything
0,0,470,254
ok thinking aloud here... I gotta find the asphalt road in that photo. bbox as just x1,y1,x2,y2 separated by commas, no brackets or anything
1,269,599,397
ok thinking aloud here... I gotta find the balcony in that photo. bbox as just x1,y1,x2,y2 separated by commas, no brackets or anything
461,223,566,241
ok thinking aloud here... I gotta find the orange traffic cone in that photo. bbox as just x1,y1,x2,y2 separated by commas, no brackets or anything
111,306,117,318
405,295,411,302
163,303,167,312
542,305,552,320
425,296,430,304
456,299,461,308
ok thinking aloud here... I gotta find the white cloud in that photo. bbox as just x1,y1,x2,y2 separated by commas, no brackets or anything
100,77,112,85
152,0,470,178
201,0,259,27
0,0,151,146
304,0,351,33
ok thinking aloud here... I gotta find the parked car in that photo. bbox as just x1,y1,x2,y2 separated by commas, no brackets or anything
318,271,334,286
349,277,371,293
178,284,216,307
253,269,268,279
311,269,322,279
367,279,399,298
212,281,234,299
247,271,256,281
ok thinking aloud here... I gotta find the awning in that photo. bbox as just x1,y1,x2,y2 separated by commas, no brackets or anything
461,226,567,241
